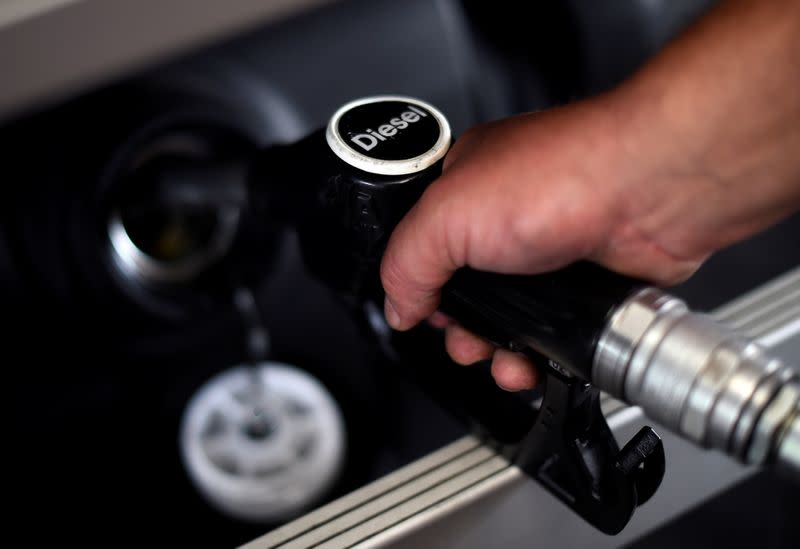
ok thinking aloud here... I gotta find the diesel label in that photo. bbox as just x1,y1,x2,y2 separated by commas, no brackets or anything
349,105,429,152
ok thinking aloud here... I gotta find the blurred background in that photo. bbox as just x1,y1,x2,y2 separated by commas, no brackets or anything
2,0,798,546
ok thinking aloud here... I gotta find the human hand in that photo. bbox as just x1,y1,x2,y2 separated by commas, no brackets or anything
380,0,800,392
380,96,709,391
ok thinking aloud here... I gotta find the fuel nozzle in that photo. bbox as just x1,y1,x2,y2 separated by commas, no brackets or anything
305,97,800,483
251,96,452,299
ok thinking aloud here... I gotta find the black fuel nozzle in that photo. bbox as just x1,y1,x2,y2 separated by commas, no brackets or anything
142,95,671,532
249,96,452,301
253,95,800,493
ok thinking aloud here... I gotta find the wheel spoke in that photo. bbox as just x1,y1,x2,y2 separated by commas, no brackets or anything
202,428,237,467
289,413,319,450
214,390,251,423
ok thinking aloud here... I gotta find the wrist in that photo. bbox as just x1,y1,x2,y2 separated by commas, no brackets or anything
604,0,800,253
582,86,720,280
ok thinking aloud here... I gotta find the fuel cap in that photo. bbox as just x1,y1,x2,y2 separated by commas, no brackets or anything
180,362,346,523
326,95,451,176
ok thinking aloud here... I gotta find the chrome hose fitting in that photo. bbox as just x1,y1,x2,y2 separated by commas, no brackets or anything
593,288,800,480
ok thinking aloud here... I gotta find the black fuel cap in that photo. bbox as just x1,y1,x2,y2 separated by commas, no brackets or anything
326,96,451,176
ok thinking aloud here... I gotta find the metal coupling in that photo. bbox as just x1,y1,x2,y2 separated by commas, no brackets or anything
593,288,800,480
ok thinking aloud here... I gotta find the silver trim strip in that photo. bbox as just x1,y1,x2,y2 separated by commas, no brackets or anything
713,267,800,340
350,467,523,549
241,436,492,548
241,441,518,549
315,456,510,549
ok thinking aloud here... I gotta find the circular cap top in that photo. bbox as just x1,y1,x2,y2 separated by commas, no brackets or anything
326,95,451,176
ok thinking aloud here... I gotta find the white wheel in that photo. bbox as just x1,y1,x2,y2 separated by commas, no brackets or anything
180,362,346,522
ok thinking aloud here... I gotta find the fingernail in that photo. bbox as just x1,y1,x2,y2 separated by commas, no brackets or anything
384,297,401,330
496,381,519,393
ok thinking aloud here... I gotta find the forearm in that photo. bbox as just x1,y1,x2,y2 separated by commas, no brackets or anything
612,0,800,256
